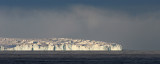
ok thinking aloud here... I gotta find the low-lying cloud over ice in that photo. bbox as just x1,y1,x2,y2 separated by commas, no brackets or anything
0,0,160,50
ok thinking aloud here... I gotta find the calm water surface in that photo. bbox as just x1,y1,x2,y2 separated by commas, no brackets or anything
0,51,160,64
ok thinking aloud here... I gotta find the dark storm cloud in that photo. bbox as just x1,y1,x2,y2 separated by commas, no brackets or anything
0,0,160,50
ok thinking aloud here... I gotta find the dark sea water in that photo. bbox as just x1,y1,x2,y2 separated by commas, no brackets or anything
0,51,160,64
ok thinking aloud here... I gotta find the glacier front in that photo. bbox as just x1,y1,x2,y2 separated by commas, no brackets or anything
0,38,122,51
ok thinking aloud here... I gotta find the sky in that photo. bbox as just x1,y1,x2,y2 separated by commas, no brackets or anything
0,0,160,50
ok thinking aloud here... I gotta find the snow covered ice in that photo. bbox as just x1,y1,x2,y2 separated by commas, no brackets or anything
0,38,122,51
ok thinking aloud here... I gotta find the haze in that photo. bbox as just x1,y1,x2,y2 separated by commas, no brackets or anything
0,0,160,50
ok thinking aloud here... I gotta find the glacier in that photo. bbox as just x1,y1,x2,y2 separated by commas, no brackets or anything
0,38,122,51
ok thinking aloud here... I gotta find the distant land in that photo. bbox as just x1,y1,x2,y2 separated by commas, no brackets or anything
0,37,122,51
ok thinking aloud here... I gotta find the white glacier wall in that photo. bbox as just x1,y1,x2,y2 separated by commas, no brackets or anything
0,38,122,51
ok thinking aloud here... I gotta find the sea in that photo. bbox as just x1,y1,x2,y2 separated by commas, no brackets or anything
0,51,160,64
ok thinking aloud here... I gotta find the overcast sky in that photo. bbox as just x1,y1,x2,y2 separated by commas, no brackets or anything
0,0,160,50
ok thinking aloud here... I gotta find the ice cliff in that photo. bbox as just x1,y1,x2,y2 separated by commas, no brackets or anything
0,38,122,51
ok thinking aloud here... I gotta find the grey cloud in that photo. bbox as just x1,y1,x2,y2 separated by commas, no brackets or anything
0,5,160,50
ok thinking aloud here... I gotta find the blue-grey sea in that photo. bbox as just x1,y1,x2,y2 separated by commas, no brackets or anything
0,51,160,64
